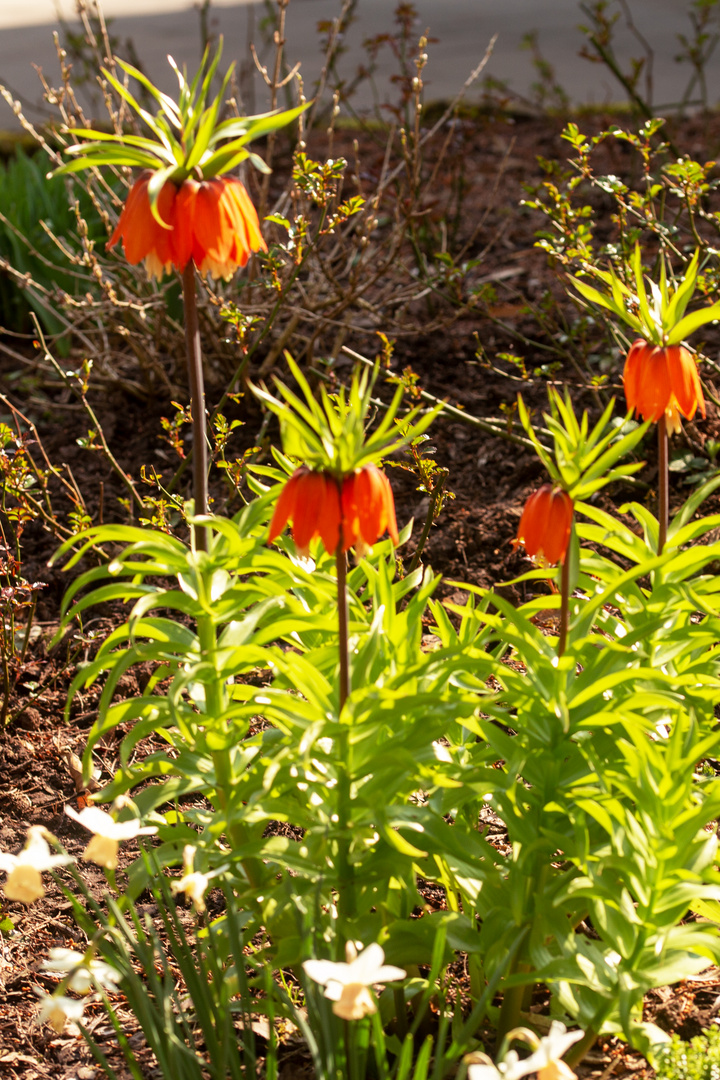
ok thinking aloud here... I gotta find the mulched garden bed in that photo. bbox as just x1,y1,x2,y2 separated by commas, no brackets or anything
2,104,720,1078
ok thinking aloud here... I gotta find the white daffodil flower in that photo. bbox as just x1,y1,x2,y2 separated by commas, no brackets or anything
42,948,121,994
0,827,73,904
518,1022,584,1080
171,845,212,912
466,1022,583,1080
303,941,406,1021
35,989,85,1033
65,805,157,870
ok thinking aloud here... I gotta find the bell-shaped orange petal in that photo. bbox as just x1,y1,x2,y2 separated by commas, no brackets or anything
170,179,199,271
622,338,647,417
269,469,341,555
342,465,399,549
667,344,705,422
314,475,342,554
514,484,573,566
295,471,341,554
107,171,177,277
227,178,267,257
268,466,307,544
219,181,252,268
192,180,231,266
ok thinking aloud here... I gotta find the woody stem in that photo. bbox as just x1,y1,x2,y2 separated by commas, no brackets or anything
181,261,209,552
658,415,668,555
558,548,570,657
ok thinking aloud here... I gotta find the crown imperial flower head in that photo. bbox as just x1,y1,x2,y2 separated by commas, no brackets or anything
268,463,398,556
623,339,705,434
65,805,157,870
302,941,406,1021
108,171,267,282
52,43,306,282
513,484,574,566
0,827,73,904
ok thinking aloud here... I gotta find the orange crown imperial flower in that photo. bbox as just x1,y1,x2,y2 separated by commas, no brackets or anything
268,464,399,557
623,339,705,434
513,484,574,566
51,43,306,281
108,171,266,281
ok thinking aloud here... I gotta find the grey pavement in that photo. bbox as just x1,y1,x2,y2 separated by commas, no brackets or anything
0,1,717,131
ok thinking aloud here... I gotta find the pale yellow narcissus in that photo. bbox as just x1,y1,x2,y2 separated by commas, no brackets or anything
35,990,85,1033
65,805,157,870
41,948,122,994
0,826,73,903
170,844,213,912
302,941,406,1021
465,1022,583,1080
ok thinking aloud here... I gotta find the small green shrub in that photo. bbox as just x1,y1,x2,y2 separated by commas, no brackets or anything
656,1029,720,1080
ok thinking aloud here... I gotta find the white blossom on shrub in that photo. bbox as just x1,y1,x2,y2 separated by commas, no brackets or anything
0,827,73,904
303,941,406,1020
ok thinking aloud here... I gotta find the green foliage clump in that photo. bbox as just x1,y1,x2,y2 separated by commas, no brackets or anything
656,1029,720,1080
0,148,110,345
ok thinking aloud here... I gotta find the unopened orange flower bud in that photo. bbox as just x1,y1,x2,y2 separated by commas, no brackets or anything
623,339,705,434
513,484,574,566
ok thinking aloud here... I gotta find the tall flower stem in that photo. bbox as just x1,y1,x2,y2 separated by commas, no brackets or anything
558,549,570,657
657,415,669,554
335,539,356,922
181,262,209,552
336,542,350,710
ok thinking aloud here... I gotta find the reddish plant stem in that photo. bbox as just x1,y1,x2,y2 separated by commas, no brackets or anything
181,261,209,551
336,540,350,709
657,415,669,554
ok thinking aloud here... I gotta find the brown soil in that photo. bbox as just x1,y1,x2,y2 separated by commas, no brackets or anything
2,107,720,1079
